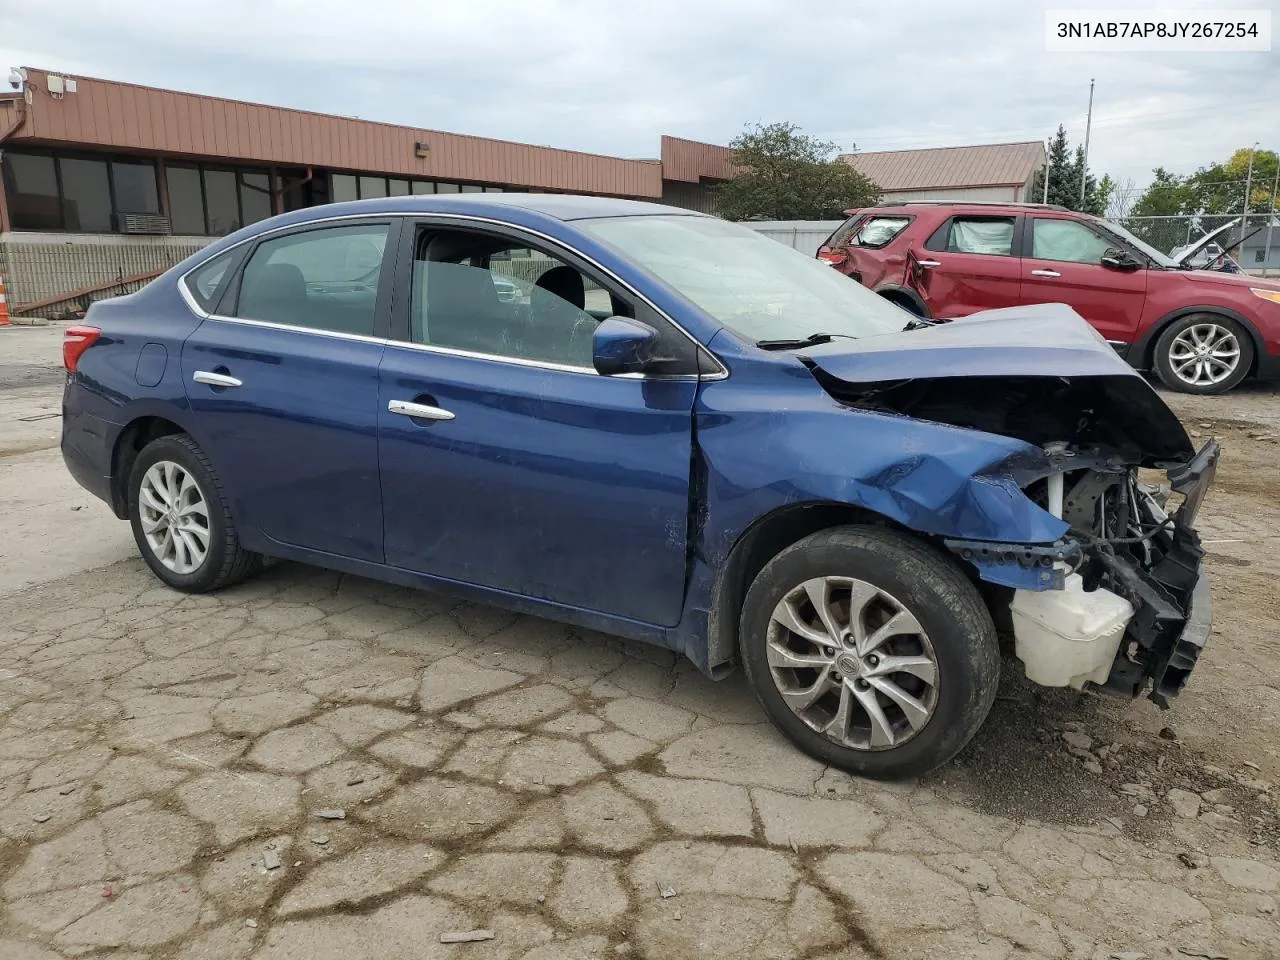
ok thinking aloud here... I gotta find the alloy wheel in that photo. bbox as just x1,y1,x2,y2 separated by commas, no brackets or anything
1168,322,1241,388
766,576,939,751
138,460,211,574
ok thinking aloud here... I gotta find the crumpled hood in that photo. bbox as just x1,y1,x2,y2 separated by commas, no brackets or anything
803,302,1138,380
798,302,1195,464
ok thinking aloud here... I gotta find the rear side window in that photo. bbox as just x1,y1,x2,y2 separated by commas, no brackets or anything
927,216,1016,256
233,223,389,335
184,250,238,312
848,216,911,248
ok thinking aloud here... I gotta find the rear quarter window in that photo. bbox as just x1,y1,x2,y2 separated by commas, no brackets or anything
183,249,239,312
848,216,912,248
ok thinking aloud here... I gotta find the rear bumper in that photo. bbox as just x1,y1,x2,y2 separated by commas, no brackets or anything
61,384,117,512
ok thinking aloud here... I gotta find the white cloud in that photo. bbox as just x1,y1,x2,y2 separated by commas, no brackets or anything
1,0,1274,185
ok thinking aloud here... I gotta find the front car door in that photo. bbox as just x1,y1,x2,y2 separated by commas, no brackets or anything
181,218,399,561
376,220,700,626
1020,215,1148,344
910,213,1024,318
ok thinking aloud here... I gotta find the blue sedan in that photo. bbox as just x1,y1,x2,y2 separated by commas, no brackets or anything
61,194,1216,777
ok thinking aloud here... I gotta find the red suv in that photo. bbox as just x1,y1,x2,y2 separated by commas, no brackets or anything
818,201,1280,394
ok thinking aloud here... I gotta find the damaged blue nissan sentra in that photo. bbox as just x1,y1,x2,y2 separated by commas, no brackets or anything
60,195,1217,777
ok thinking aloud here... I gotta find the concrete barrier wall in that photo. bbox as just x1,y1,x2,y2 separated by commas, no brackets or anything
0,233,213,313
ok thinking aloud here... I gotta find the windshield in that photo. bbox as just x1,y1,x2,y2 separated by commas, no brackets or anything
1091,218,1179,268
579,215,912,343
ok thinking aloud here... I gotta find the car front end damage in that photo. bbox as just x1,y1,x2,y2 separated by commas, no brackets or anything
945,438,1217,707
797,303,1218,708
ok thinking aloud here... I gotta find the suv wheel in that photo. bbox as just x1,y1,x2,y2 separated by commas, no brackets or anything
127,434,262,593
1153,314,1253,395
740,525,999,779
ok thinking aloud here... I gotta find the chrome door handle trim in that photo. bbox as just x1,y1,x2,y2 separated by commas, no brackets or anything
915,259,941,268
192,370,242,388
388,399,455,421
1030,269,1062,277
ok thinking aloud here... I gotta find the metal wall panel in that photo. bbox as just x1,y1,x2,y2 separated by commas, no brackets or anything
14,69,665,197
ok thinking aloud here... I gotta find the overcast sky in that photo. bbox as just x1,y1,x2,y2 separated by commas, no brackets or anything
1,0,1275,196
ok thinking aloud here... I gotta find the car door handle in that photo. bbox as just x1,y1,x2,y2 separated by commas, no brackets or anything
192,370,242,388
1030,269,1062,278
915,259,941,268
388,399,455,421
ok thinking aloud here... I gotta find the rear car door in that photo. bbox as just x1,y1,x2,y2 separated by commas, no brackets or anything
911,213,1023,318
376,220,699,626
821,213,914,289
1020,215,1148,343
180,218,399,561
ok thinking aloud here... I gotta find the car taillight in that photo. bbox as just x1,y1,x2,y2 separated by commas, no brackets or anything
817,250,847,267
63,326,101,373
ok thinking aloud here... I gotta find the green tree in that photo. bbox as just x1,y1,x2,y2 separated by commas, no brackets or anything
1029,125,1108,214
1128,167,1192,218
1130,149,1279,218
715,122,880,221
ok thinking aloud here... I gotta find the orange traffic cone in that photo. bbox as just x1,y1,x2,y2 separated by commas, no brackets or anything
0,273,9,325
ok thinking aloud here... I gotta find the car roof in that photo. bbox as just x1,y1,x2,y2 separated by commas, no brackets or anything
285,193,704,224
857,201,1072,216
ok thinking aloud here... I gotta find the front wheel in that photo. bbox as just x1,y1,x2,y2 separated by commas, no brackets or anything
127,434,261,593
740,525,999,779
1153,314,1253,395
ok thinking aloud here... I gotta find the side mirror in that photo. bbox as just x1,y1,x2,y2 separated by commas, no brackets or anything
1101,247,1142,272
592,316,659,376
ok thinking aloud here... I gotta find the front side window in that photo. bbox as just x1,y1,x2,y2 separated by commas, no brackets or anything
410,232,605,367
235,224,389,335
1032,218,1115,264
581,214,910,344
940,217,1016,256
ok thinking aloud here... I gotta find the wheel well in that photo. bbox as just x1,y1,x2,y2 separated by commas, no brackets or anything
878,289,925,316
1141,309,1262,377
109,417,186,517
706,502,903,675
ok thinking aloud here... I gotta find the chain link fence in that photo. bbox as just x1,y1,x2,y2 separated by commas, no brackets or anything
1116,214,1280,273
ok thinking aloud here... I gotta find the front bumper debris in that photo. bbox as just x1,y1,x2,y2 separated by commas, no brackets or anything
1096,439,1219,706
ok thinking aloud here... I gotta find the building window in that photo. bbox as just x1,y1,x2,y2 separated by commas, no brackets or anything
388,179,410,197
111,160,161,216
460,184,483,193
411,181,434,195
239,171,272,225
331,174,358,203
436,183,461,194
167,164,206,235
58,157,113,232
203,169,241,236
1,148,165,232
358,176,387,199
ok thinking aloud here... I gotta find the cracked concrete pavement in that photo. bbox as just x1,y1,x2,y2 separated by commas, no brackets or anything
3,322,1280,959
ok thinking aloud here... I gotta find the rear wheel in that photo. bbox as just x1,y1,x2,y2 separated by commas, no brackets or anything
127,434,261,592
740,525,999,779
1153,314,1253,394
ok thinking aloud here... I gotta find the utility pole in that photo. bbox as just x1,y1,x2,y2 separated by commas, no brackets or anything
1243,142,1259,233
1043,140,1050,203
1265,155,1279,268
1080,78,1095,207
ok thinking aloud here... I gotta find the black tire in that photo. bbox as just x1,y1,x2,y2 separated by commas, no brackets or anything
1153,313,1253,395
127,434,261,593
740,525,999,779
